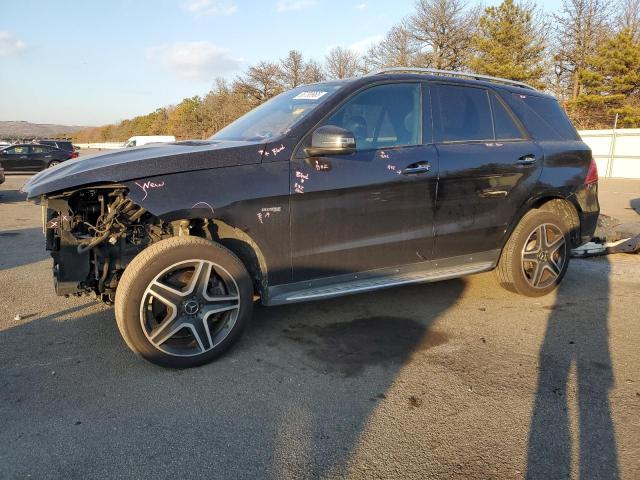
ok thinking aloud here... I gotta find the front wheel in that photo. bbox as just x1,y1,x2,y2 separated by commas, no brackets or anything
114,236,254,368
495,209,570,297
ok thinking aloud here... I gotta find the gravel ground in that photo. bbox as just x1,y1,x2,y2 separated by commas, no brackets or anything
0,173,638,480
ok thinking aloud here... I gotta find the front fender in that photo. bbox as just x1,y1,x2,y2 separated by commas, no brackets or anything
124,162,292,285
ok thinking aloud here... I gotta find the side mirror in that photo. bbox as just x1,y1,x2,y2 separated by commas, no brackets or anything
305,125,356,157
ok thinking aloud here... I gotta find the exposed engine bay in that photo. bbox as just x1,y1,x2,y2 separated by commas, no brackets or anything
43,186,174,302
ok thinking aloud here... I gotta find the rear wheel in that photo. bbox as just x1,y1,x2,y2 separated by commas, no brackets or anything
496,209,570,297
48,160,60,168
115,236,253,368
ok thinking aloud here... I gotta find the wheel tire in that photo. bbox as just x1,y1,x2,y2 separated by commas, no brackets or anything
48,161,60,168
495,209,571,297
115,236,254,368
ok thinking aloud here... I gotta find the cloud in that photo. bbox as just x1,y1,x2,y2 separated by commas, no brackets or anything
0,31,26,57
183,0,238,16
349,35,383,54
275,0,317,12
355,3,367,10
148,41,241,81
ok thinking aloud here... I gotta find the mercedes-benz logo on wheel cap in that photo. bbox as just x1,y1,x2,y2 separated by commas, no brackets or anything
184,300,200,316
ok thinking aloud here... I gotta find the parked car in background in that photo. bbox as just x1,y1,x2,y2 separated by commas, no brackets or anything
0,143,74,171
39,140,79,158
23,68,599,368
0,164,5,185
124,136,176,148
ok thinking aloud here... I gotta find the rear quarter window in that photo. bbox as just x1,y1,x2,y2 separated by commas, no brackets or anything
507,93,579,141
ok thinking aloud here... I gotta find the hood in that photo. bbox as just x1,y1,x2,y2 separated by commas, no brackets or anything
22,140,264,199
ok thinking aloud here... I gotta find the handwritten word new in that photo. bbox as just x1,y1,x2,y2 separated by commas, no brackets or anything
134,180,165,201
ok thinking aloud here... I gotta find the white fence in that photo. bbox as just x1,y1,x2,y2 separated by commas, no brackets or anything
578,128,640,179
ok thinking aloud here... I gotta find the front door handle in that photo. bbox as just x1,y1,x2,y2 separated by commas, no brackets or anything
515,154,537,166
402,161,431,175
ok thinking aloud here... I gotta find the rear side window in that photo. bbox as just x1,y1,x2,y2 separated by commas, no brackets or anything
508,94,579,141
435,85,493,142
490,92,525,140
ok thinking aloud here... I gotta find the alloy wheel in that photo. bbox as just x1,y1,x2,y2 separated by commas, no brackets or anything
521,223,567,289
139,259,240,357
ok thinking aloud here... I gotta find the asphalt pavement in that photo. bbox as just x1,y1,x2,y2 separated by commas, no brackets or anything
0,173,638,479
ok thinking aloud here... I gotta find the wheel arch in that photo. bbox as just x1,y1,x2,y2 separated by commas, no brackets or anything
162,215,269,297
502,193,582,252
211,219,269,296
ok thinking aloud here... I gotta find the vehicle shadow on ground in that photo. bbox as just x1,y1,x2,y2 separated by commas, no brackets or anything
526,256,619,478
0,186,28,205
0,277,466,479
0,228,49,271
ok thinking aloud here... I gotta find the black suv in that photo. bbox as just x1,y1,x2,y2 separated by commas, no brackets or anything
1,143,74,171
23,68,599,368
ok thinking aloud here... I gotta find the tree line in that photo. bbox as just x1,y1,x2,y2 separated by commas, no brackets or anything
74,0,640,143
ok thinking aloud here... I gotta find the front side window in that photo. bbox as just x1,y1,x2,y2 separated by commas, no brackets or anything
436,85,493,142
6,146,29,155
323,83,422,150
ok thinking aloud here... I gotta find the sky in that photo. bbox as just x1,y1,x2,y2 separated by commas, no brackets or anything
0,0,562,126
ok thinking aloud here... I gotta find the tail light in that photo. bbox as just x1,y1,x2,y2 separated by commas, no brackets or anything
585,156,598,184
69,152,79,159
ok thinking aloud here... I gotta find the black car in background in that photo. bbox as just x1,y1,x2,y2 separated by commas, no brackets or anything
23,68,599,368
0,164,5,185
0,144,74,172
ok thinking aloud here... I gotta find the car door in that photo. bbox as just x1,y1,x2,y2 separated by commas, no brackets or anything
431,83,544,259
290,82,438,282
30,145,54,169
0,145,32,171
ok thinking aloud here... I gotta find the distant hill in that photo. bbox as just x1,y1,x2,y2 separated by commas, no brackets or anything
0,121,89,139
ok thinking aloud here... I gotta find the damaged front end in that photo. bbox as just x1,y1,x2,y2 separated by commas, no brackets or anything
42,186,173,301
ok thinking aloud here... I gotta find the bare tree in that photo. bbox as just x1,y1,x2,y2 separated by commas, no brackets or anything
364,24,418,70
553,0,612,101
617,0,640,40
279,50,306,89
407,0,479,70
325,47,362,79
302,59,326,83
234,61,284,103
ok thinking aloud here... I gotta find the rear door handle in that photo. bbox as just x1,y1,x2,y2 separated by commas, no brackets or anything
515,154,537,166
402,161,431,175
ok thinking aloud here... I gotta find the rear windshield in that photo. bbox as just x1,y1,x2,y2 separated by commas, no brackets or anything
507,94,579,141
54,141,73,151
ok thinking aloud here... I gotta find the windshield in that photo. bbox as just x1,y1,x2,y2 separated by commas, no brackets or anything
211,83,344,142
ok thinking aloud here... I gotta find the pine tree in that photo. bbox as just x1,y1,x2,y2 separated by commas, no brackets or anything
572,28,640,128
469,0,546,88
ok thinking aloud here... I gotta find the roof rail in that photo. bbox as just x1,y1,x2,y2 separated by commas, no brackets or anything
366,67,537,91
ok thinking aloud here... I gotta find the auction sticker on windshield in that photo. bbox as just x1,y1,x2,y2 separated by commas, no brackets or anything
293,91,328,100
